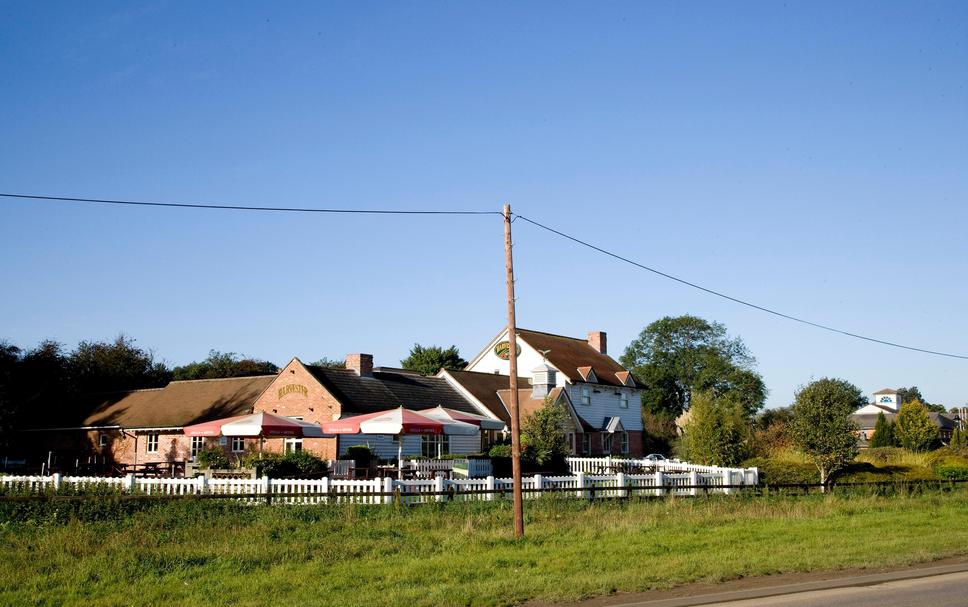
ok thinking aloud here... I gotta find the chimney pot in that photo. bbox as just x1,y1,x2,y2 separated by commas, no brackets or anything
587,331,607,355
345,353,374,377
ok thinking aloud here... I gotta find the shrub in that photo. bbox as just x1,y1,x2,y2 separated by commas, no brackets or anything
836,462,937,483
894,400,939,452
196,447,231,470
346,445,374,466
680,391,752,467
249,451,327,478
743,457,818,485
488,444,512,458
936,465,968,481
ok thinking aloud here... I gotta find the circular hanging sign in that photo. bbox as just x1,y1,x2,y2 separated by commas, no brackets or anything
494,341,521,360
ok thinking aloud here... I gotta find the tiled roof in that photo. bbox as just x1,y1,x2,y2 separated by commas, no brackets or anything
873,388,897,395
516,328,639,388
305,366,479,416
443,370,530,424
79,375,275,429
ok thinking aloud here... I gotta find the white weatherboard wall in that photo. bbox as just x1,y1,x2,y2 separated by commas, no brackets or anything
568,384,643,431
338,435,481,459
467,331,567,387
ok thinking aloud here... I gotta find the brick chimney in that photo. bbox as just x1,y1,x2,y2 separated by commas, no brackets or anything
587,331,607,354
345,353,373,377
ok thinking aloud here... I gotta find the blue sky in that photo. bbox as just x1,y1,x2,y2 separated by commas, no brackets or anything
1,2,966,409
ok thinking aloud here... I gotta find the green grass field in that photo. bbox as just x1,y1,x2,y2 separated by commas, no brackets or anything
2,489,967,607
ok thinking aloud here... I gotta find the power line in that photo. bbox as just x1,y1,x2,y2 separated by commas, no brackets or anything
0,192,501,216
515,214,968,361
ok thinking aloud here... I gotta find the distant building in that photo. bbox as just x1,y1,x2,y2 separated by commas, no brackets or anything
852,387,957,446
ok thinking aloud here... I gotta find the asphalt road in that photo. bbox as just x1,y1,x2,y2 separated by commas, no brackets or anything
690,571,968,607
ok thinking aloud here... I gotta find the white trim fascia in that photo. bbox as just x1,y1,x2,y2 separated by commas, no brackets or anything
465,327,510,369
436,369,506,423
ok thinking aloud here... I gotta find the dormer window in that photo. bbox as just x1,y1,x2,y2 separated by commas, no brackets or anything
580,385,591,405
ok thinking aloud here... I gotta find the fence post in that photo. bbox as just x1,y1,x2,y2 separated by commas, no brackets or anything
605,454,613,472
434,473,445,503
485,475,495,502
752,467,759,486
383,476,393,505
126,473,137,493
533,474,543,501
52,472,62,492
689,470,699,497
616,472,626,499
655,470,663,497
577,471,586,499
321,476,330,504
722,469,732,495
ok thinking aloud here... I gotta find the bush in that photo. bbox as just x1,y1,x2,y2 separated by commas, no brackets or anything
196,447,231,470
249,451,327,478
346,445,374,466
488,444,511,458
743,457,818,485
836,462,937,483
936,465,968,481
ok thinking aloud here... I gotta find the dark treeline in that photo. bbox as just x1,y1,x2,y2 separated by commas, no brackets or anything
0,336,278,445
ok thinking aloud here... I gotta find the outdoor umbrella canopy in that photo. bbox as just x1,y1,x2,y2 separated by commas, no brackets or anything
320,407,479,478
183,412,326,438
422,406,506,431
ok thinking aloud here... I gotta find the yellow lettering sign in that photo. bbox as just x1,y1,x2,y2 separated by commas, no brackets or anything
277,384,309,399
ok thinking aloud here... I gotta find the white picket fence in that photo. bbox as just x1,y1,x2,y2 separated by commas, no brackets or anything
0,467,758,505
567,456,758,484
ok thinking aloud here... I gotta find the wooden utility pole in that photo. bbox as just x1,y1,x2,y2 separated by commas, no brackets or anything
503,203,524,538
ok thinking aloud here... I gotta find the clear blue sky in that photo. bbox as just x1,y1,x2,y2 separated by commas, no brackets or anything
1,2,966,409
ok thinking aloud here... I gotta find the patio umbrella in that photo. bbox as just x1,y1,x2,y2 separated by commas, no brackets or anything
422,406,506,430
320,407,479,478
184,412,326,438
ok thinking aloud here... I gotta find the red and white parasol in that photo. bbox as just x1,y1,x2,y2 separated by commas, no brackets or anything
184,411,326,438
421,406,506,430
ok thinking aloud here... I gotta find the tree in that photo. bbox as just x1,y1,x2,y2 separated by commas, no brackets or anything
753,407,794,456
868,411,896,448
680,391,752,466
400,344,467,376
309,357,345,369
897,386,946,412
520,397,570,467
620,315,766,419
172,350,278,380
894,399,938,452
69,335,170,394
790,378,863,486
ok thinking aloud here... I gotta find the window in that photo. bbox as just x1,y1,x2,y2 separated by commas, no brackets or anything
421,435,449,458
146,433,159,453
98,433,108,448
620,432,629,454
581,433,590,454
566,432,576,455
619,391,629,409
284,438,303,454
601,433,613,453
231,437,245,453
580,385,591,405
191,436,205,458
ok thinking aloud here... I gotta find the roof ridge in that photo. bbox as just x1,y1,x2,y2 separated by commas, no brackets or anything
169,374,276,384
517,327,587,342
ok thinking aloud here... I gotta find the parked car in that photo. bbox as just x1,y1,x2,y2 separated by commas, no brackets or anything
643,453,667,462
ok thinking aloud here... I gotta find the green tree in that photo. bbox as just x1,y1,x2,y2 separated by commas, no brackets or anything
753,407,794,456
69,335,170,394
400,344,467,376
172,350,278,380
894,399,938,452
897,386,946,412
620,315,766,419
521,397,570,466
680,391,752,466
790,378,863,486
868,411,896,448
309,357,345,369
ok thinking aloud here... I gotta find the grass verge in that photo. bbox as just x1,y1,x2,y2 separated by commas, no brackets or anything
1,488,967,606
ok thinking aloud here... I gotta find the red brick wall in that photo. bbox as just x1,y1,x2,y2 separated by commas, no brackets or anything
252,359,340,460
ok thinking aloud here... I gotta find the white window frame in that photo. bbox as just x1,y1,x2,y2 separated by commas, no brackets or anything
284,438,303,454
231,437,245,453
601,433,612,453
191,436,205,458
98,433,108,448
620,431,629,454
581,433,590,454
566,432,576,455
146,433,159,453
580,385,591,405
619,391,629,409
421,434,449,458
